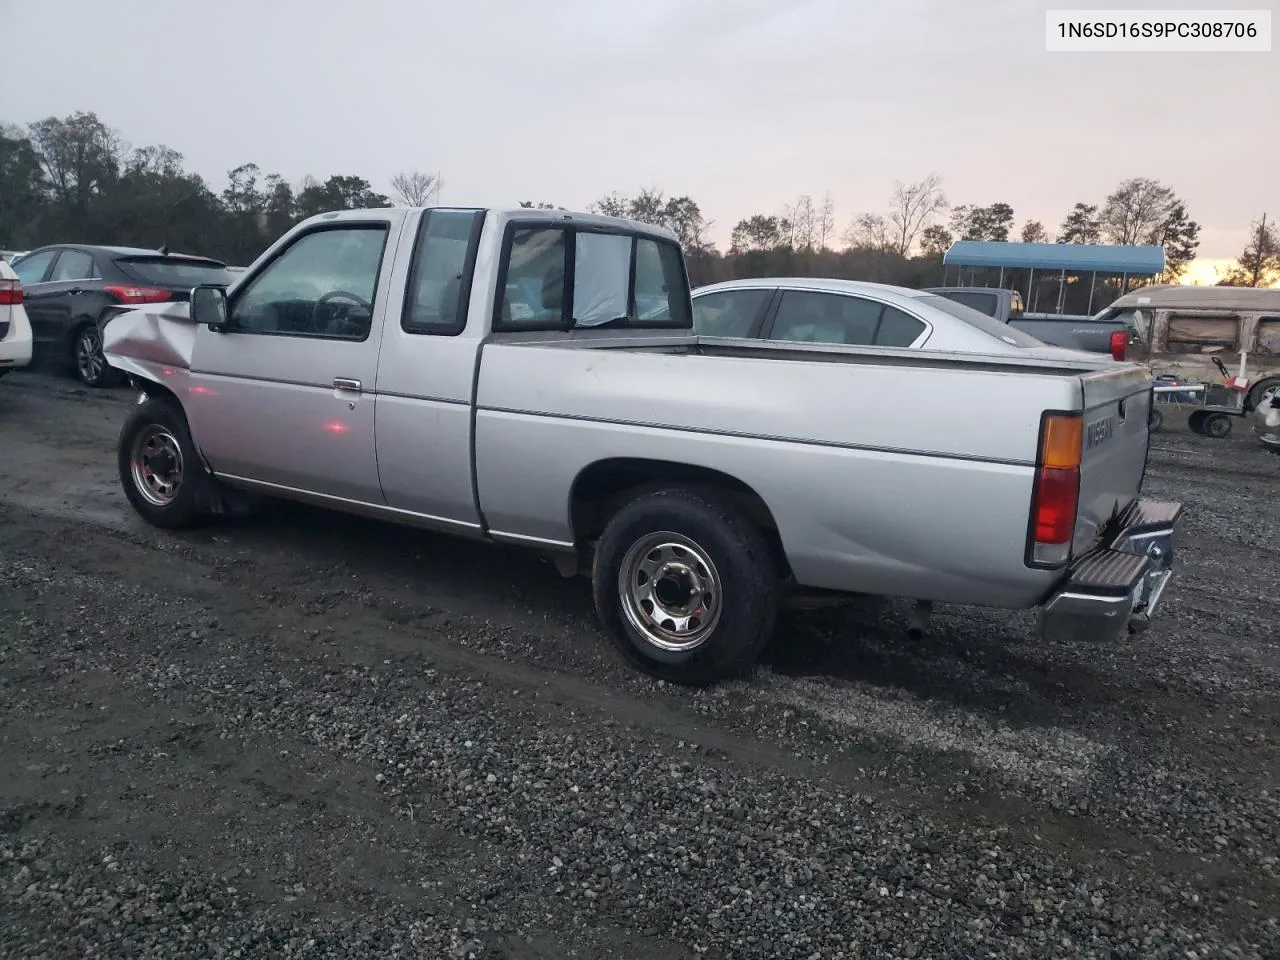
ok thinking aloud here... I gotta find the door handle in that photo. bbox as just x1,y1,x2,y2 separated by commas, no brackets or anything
333,378,361,393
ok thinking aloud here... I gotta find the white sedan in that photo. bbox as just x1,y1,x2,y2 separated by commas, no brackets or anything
691,277,1090,358
0,258,33,379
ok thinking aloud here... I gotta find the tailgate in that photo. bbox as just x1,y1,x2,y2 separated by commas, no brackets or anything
1073,364,1152,557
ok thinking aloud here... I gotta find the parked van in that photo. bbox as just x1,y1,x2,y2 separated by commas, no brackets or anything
1100,285,1280,411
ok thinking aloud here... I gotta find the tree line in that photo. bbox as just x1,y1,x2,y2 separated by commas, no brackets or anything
3,111,1276,297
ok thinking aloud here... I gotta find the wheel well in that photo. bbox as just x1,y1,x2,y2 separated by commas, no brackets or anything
133,376,181,405
569,458,791,576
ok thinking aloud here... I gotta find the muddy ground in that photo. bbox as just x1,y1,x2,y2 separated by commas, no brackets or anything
1,368,1277,959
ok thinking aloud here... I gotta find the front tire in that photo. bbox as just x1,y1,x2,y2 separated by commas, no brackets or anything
117,398,212,529
591,486,779,685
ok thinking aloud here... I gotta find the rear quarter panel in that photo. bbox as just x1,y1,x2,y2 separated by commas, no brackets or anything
473,342,1088,607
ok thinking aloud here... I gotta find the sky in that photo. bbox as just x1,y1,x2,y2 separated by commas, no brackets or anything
1,0,1276,279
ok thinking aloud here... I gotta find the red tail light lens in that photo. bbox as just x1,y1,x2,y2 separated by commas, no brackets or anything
0,279,22,305
1109,330,1128,362
1033,466,1079,544
104,284,171,304
1028,413,1082,566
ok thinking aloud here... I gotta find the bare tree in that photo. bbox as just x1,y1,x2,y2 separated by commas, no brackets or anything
1099,177,1176,245
844,212,893,251
817,192,836,251
390,170,441,206
885,174,947,256
1219,213,1280,287
790,194,817,251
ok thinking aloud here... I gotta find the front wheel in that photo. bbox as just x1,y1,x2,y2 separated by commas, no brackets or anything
117,398,212,529
591,486,779,685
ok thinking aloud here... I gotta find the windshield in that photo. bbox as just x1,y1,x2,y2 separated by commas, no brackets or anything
116,256,234,288
912,294,1047,347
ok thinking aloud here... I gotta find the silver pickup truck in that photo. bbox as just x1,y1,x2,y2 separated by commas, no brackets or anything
103,206,1183,685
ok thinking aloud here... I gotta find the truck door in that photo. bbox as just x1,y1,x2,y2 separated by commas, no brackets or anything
371,207,488,532
185,213,407,505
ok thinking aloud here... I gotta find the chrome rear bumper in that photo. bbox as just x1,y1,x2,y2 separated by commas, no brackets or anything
1037,499,1183,644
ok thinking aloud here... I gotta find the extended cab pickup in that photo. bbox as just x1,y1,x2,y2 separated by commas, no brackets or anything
104,206,1183,684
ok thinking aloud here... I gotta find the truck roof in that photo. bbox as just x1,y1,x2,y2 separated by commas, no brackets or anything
1107,284,1280,311
304,206,681,243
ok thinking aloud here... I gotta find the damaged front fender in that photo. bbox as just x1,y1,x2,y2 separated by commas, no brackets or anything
102,301,196,394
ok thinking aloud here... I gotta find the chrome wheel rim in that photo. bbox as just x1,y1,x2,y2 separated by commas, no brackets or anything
130,426,183,506
617,532,722,652
76,328,105,383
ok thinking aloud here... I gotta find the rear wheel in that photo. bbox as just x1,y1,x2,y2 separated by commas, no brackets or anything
72,324,119,388
591,486,779,685
1149,406,1164,432
1188,410,1207,434
117,398,213,529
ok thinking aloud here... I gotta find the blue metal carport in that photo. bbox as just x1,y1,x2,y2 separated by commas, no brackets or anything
942,241,1166,314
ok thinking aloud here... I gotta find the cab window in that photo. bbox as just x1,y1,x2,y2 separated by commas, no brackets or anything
495,226,690,332
401,208,484,336
230,225,388,340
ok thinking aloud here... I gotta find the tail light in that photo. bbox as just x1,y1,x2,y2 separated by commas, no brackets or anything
1027,412,1082,567
103,284,171,305
1109,330,1128,361
0,279,22,305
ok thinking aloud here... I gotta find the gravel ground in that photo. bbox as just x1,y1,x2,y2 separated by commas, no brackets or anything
1,368,1277,959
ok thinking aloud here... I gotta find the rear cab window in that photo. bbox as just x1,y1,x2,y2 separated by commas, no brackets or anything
938,290,999,316
494,222,691,332
116,256,235,288
912,294,1046,347
401,208,486,336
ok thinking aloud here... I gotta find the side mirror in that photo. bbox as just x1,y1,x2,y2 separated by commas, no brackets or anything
190,284,228,329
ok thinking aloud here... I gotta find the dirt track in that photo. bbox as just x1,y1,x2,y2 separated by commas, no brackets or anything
1,368,1278,959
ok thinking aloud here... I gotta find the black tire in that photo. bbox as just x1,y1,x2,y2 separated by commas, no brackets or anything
591,486,779,685
1205,413,1232,439
117,397,213,529
1188,410,1207,435
1149,406,1164,432
1246,377,1280,412
72,323,121,388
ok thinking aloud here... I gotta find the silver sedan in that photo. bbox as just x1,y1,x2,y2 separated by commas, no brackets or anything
692,277,1096,359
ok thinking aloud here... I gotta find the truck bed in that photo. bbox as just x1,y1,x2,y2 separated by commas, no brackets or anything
471,332,1151,608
